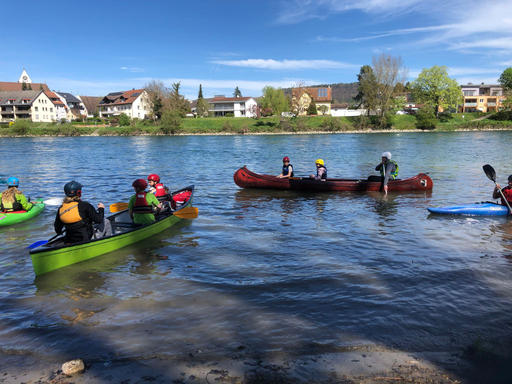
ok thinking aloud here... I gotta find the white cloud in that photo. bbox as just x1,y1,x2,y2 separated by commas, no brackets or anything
500,60,512,66
120,67,145,73
120,67,128,70
210,59,359,70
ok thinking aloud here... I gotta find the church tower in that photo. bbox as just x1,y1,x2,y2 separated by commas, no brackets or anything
18,68,32,84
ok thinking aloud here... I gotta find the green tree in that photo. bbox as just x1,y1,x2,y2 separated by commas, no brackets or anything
28,84,32,90
319,105,329,115
144,79,168,120
198,84,204,99
498,68,512,90
415,106,439,130
21,81,27,90
411,65,462,118
161,110,182,134
233,86,242,97
260,86,289,116
119,113,131,126
353,65,378,116
168,82,190,117
196,98,210,117
307,99,318,115
39,84,43,90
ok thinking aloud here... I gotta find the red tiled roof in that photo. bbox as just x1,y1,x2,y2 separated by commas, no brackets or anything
44,91,65,105
0,82,50,92
209,96,252,103
98,89,145,107
291,87,332,102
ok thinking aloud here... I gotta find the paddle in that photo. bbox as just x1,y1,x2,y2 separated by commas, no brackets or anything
0,179,6,184
109,202,198,219
26,232,62,250
483,164,512,214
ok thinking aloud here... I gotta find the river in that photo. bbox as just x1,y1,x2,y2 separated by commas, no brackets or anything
1,131,512,364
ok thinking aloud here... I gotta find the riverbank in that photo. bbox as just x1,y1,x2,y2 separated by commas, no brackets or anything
2,113,512,137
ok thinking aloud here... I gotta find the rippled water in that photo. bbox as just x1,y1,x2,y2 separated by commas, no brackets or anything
1,132,512,361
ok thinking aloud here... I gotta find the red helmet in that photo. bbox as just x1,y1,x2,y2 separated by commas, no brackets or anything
147,174,160,183
283,156,290,162
132,179,148,190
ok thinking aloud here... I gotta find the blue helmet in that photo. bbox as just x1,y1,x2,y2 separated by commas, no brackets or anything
64,180,83,197
7,177,19,187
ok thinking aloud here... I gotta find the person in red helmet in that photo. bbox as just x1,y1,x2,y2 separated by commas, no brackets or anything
277,156,294,178
129,179,162,224
147,174,169,199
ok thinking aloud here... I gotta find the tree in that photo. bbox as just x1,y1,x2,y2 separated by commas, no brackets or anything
28,84,32,90
498,68,512,91
319,105,329,115
198,84,204,99
119,113,131,126
168,82,190,117
196,97,210,117
291,81,310,115
411,65,462,118
307,99,318,115
415,106,438,130
353,65,378,116
144,79,168,120
21,81,27,91
161,110,182,134
372,53,409,127
233,86,242,97
39,84,43,90
260,86,289,116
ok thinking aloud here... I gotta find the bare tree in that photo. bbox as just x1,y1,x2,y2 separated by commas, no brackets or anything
290,81,310,116
372,53,409,127
144,79,169,120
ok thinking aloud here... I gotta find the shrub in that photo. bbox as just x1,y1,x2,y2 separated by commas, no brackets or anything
353,114,370,130
57,123,80,136
119,113,131,126
321,116,349,132
296,117,308,131
278,118,295,132
260,108,273,117
11,119,30,136
415,107,438,130
489,111,512,121
307,100,318,115
222,120,234,132
161,111,182,134
225,113,234,118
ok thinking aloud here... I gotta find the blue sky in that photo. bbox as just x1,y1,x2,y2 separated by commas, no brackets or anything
1,0,511,99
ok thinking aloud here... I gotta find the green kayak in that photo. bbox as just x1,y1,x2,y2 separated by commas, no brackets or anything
0,199,45,227
29,186,194,275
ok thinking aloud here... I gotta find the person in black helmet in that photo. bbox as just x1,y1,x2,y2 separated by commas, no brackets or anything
54,181,109,244
493,174,512,207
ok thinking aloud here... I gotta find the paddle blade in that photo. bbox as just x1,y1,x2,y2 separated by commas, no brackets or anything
174,207,199,219
26,240,48,250
483,164,497,182
110,202,129,212
44,197,63,206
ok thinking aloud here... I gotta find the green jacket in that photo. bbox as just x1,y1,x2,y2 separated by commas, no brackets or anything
0,191,33,212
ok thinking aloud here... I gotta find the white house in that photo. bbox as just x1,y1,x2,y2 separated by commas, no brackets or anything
45,92,68,121
330,103,367,117
98,89,149,119
0,90,61,122
55,92,86,120
208,96,258,118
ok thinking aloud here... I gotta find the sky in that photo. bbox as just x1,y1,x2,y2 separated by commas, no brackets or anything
1,0,511,99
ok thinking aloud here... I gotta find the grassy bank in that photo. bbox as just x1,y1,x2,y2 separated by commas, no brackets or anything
2,113,512,137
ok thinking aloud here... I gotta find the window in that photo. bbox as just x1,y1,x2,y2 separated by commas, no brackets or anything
463,91,474,96
317,88,328,98
50,108,53,112
35,107,38,111
36,114,39,119
480,99,484,103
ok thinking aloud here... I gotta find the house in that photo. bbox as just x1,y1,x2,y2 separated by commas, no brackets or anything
460,83,506,113
0,68,50,92
78,95,103,118
0,90,60,122
55,92,86,120
44,92,67,121
394,92,424,114
97,89,149,119
208,95,258,117
330,103,367,117
291,86,332,115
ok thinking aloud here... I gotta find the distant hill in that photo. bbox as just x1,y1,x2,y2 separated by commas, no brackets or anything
283,82,359,104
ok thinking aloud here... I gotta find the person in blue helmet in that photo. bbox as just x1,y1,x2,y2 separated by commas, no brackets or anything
54,181,110,243
0,177,33,212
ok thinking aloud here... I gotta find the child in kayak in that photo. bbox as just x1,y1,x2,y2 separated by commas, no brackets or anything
493,174,512,207
309,159,327,180
277,156,294,178
129,179,162,224
0,177,33,212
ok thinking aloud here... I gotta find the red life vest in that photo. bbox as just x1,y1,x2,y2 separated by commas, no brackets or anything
133,192,153,214
502,187,512,206
154,183,166,197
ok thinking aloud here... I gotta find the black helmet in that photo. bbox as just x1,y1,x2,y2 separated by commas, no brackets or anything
64,180,83,197
508,175,512,182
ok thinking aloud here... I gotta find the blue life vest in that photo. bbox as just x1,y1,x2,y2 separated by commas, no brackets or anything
282,164,294,177
317,166,327,179
380,160,398,180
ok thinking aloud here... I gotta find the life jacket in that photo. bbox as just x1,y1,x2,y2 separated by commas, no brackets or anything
59,202,82,224
317,165,327,179
282,164,294,177
502,187,512,206
0,194,23,212
154,183,166,198
380,160,399,180
133,192,153,214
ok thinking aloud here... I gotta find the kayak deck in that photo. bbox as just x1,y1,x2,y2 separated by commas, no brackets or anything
0,199,45,227
428,201,509,216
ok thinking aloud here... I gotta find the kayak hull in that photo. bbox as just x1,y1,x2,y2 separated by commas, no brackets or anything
29,186,194,275
428,202,509,216
0,199,45,227
233,166,433,192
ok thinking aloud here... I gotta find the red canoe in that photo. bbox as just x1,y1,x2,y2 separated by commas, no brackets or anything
233,166,433,192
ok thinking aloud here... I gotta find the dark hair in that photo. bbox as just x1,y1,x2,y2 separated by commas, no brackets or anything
508,175,512,182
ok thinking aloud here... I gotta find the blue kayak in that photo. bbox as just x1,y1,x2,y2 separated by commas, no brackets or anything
428,202,510,216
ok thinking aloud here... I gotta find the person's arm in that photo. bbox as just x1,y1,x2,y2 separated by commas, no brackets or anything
314,167,325,180
128,195,135,220
382,162,395,186
149,194,162,212
285,165,293,178
81,202,104,224
493,184,502,199
17,194,33,211
375,163,383,172
54,209,64,235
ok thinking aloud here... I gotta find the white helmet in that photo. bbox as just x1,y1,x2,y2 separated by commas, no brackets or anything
381,152,392,160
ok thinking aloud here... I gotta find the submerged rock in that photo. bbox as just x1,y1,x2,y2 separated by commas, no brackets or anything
62,359,85,375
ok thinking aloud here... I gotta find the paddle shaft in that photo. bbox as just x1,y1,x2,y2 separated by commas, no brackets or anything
493,181,512,214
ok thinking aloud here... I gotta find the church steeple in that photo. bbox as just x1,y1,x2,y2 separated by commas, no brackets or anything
18,68,32,84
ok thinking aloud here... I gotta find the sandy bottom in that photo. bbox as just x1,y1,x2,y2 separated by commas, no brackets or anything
4,345,510,384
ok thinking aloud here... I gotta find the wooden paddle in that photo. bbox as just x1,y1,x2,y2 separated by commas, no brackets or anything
109,202,198,219
26,232,63,250
483,164,512,214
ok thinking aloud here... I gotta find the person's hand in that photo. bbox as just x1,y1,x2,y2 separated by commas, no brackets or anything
97,203,105,209
384,185,388,194
496,184,501,190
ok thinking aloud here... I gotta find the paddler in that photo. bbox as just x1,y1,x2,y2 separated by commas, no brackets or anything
129,179,162,224
0,177,33,212
373,152,398,194
54,181,110,243
493,174,512,207
147,174,169,200
309,159,327,180
277,156,294,178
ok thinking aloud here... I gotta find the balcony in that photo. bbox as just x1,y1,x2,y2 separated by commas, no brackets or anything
488,103,497,106
464,103,477,107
